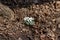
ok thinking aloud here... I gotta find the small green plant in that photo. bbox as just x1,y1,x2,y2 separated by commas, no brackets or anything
24,17,35,25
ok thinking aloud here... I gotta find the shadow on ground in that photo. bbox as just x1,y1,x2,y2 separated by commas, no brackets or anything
0,0,55,8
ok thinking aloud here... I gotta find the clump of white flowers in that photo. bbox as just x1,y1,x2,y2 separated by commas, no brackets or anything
24,17,35,25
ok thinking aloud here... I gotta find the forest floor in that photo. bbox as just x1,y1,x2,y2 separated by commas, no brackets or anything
0,0,60,40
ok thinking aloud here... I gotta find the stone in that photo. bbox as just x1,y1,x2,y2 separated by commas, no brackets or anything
56,1,60,9
0,3,14,20
56,18,60,23
55,1,60,11
58,24,60,28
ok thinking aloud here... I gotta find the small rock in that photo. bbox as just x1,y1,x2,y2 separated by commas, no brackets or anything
56,1,60,11
56,1,60,9
58,24,60,28
18,37,22,40
56,18,60,23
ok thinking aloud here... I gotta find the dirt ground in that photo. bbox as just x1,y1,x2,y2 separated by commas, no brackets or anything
0,0,60,40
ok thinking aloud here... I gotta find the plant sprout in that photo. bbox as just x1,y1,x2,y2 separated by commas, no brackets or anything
24,17,35,25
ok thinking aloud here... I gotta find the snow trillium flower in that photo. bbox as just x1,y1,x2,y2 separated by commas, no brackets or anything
24,17,35,25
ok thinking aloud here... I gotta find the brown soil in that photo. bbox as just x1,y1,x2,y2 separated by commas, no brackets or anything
0,0,60,40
